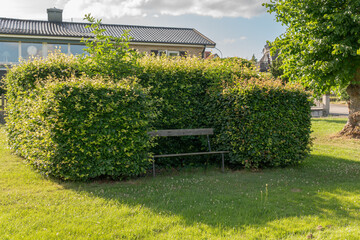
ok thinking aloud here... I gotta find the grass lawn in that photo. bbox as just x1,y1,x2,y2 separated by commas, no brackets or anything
1,118,360,239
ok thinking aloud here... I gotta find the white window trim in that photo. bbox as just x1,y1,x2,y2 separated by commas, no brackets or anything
157,50,180,57
167,51,180,56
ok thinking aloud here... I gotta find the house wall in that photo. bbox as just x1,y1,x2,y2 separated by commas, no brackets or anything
0,39,206,64
130,44,205,57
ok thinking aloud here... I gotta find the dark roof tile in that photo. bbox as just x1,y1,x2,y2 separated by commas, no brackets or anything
0,18,215,47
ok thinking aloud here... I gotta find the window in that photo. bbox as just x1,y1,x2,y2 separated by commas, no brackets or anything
158,50,167,56
150,50,158,56
0,41,89,63
47,43,69,55
0,42,19,63
70,44,87,56
151,50,181,57
21,42,44,59
180,51,187,57
168,51,179,57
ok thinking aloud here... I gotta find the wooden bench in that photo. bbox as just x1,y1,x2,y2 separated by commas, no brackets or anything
148,128,229,177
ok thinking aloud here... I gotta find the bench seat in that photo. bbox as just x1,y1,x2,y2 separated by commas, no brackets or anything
148,128,229,176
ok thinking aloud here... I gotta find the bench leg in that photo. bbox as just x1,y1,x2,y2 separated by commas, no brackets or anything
153,157,156,177
221,153,224,173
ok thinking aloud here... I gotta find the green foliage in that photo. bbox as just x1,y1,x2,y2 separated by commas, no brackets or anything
4,10,312,177
264,0,360,94
269,57,288,83
137,56,311,169
6,68,152,180
5,53,84,96
4,15,149,180
138,56,258,129
339,88,350,102
81,14,139,80
215,78,312,168
138,56,259,164
332,85,350,102
250,54,257,63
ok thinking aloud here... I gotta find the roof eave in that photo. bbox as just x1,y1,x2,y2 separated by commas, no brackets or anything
0,34,214,48
0,33,215,47
205,44,216,48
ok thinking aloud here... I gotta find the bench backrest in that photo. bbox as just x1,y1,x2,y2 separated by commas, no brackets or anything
148,128,213,137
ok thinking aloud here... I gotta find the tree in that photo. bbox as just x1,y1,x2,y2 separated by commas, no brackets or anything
81,14,139,80
250,54,257,63
265,0,360,137
269,57,288,83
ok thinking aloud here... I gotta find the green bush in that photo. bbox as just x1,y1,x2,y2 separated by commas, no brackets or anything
137,56,312,168
82,14,139,81
5,54,85,96
137,56,260,130
214,78,312,168
5,58,152,180
4,14,145,180
137,56,261,167
337,86,350,102
5,50,311,177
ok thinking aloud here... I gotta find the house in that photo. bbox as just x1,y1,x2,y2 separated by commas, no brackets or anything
204,51,220,60
257,43,278,72
0,8,216,75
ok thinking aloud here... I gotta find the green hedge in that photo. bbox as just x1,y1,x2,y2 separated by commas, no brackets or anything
5,54,85,95
137,56,312,168
5,53,312,178
5,56,152,180
214,78,312,168
137,56,261,167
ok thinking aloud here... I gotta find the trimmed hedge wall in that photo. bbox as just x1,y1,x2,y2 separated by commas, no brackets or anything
5,53,312,180
137,56,261,167
137,56,312,168
214,78,312,168
5,57,152,180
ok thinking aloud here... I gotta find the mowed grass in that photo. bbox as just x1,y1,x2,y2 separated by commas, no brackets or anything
1,118,360,239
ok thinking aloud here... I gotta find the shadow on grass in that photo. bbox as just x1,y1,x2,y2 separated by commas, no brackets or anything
58,153,360,230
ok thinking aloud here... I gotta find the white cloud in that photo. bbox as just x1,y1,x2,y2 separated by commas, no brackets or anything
0,0,268,21
60,0,146,20
146,0,267,18
0,0,57,20
56,0,268,20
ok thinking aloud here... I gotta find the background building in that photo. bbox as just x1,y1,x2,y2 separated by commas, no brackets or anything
0,8,216,75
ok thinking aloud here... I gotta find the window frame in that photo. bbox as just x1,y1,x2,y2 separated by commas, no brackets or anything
167,51,180,57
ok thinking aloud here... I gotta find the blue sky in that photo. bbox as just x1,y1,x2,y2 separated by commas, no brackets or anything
0,0,286,59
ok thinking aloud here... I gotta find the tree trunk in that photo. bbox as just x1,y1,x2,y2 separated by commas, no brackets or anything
339,69,360,138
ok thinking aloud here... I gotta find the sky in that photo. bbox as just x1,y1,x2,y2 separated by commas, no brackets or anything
0,0,286,60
